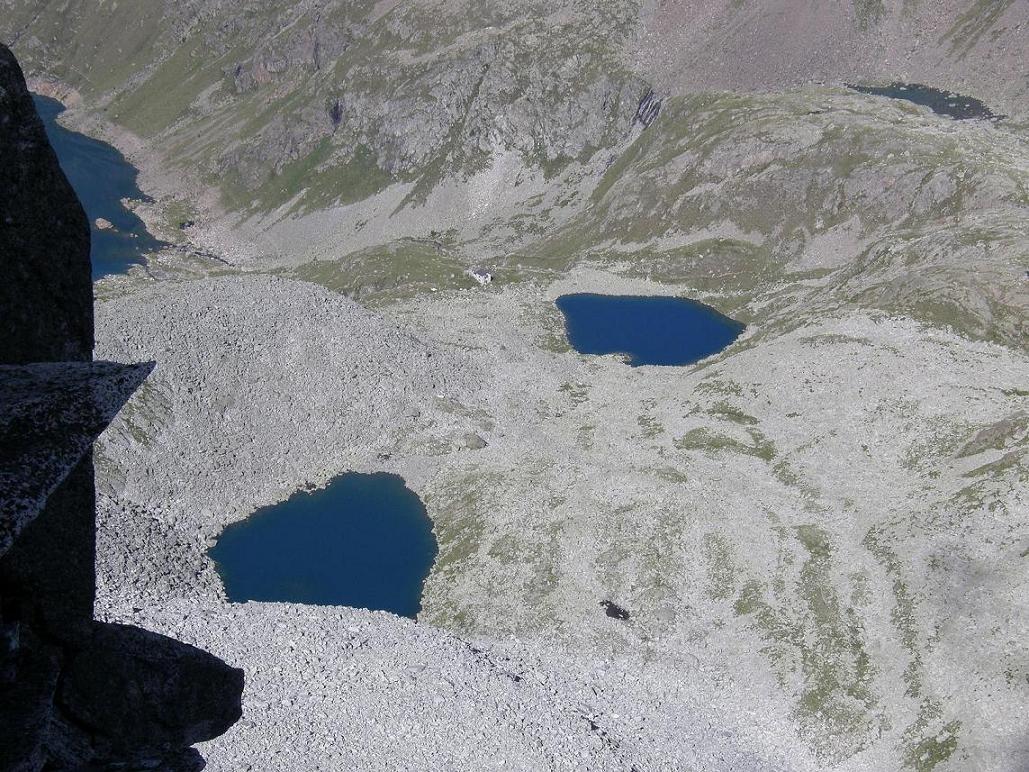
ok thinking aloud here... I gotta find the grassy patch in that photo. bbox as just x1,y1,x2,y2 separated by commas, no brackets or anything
709,401,758,426
637,413,664,438
735,525,880,762
905,717,961,771
291,238,476,303
108,36,213,135
295,143,394,213
559,382,590,406
675,427,776,462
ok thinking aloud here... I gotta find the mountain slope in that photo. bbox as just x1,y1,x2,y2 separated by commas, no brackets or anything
3,3,1027,770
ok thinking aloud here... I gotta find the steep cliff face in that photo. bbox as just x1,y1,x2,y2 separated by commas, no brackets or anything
1,0,648,215
0,43,243,772
1,0,1026,222
0,45,92,363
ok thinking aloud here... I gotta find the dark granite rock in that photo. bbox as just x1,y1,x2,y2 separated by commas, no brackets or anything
600,600,630,620
0,624,61,772
61,623,244,755
0,44,242,772
0,361,154,558
0,43,92,364
1,458,97,648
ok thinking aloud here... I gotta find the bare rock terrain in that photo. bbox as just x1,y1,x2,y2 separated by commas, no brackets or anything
94,274,480,602
99,599,811,771
636,0,1029,117
3,1,1027,769
91,261,1028,769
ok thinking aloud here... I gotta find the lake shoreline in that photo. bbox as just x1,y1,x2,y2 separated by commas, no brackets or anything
34,92,169,278
209,472,437,618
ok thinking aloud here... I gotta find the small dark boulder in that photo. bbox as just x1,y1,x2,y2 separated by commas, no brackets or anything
600,600,630,620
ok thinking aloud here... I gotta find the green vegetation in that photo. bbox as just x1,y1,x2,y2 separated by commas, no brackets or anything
108,35,227,136
695,377,745,397
915,724,963,770
735,525,881,763
236,139,394,214
559,382,590,406
675,427,776,462
637,413,664,438
708,401,758,426
864,526,966,768
162,199,198,232
3,0,168,96
291,238,476,303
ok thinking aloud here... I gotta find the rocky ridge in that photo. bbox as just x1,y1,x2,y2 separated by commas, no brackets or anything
1,3,1027,770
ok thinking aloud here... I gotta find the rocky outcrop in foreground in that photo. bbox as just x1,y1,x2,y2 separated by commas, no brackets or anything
0,43,242,771
0,43,91,363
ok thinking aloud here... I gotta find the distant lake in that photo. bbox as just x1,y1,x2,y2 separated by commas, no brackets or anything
556,294,744,367
33,94,168,279
848,82,1000,121
209,473,437,619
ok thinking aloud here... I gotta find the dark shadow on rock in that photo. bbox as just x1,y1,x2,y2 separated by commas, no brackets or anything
0,361,156,556
58,623,243,764
0,43,91,364
0,42,242,771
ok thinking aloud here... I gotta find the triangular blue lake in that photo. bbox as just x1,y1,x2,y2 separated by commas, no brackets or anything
556,293,745,367
209,473,437,619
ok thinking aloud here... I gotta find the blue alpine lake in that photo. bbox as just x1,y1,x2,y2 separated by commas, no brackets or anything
33,94,168,279
556,293,745,367
848,82,1000,121
209,473,437,618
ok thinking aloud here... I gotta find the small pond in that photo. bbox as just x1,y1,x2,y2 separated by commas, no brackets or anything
209,473,437,619
33,94,168,279
848,82,1000,121
556,293,745,367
